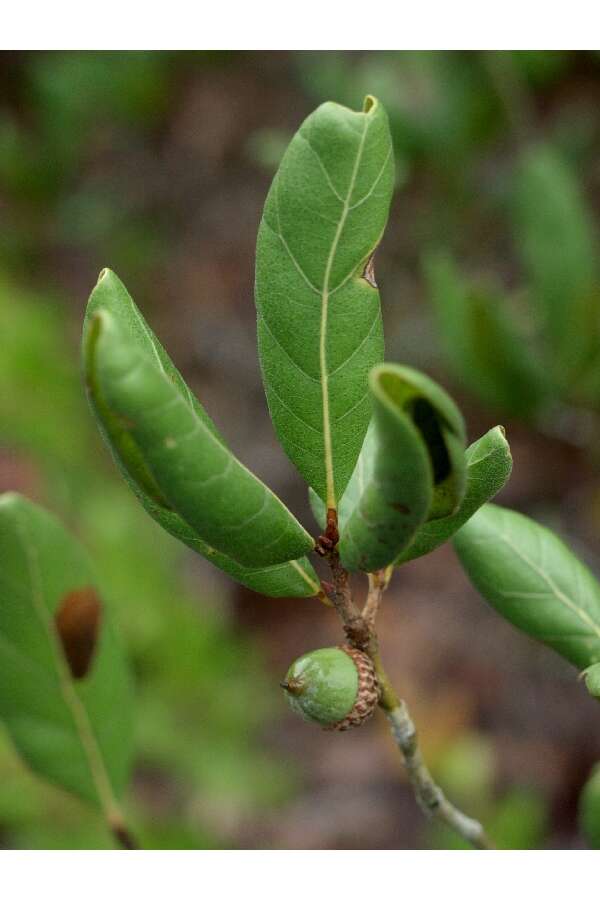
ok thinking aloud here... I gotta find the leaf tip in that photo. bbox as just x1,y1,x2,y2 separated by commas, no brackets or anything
363,94,377,114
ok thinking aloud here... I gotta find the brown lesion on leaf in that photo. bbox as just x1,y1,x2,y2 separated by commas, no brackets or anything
363,252,377,288
55,587,103,679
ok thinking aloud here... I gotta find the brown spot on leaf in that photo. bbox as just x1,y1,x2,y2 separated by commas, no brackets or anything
390,501,410,514
55,587,103,679
363,253,377,288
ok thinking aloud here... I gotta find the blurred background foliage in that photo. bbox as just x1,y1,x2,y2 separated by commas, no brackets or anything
2,50,600,849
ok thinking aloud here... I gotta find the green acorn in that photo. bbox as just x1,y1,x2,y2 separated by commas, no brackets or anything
281,646,380,731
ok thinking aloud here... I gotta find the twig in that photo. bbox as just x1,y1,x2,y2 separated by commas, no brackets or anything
373,648,494,850
364,567,392,629
318,511,370,649
110,818,140,850
319,534,494,850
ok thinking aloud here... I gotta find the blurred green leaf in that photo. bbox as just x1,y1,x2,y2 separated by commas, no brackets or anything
579,762,600,848
489,788,548,850
297,51,499,170
398,426,512,564
430,731,548,850
246,128,293,171
513,145,599,381
454,503,600,670
0,276,88,472
433,733,496,808
425,252,548,418
30,51,171,139
0,493,133,810
255,96,393,507
339,364,467,571
509,51,570,86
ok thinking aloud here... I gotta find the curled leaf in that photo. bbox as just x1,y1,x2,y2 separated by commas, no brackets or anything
338,364,466,572
397,425,512,564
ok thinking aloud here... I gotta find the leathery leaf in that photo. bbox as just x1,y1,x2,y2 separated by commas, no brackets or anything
397,426,512,564
0,493,133,809
83,269,320,596
255,95,394,509
454,503,600,670
338,364,466,572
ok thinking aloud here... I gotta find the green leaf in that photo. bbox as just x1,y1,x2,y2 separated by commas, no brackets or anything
0,493,133,810
255,95,394,509
397,426,512,564
338,364,466,572
513,145,599,377
579,763,600,849
453,503,600,670
83,269,319,596
425,251,547,419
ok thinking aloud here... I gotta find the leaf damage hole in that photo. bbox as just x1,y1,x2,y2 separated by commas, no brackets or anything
55,587,103,679
363,253,377,288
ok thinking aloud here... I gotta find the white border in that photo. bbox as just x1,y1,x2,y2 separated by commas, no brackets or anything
0,849,596,897
2,2,600,51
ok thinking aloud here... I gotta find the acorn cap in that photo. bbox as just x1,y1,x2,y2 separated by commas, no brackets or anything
281,645,380,731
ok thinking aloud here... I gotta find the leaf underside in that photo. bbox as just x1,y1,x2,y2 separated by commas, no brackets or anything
255,95,394,509
0,493,133,808
83,270,320,598
454,503,600,670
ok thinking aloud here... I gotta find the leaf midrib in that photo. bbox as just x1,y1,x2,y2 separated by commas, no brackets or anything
319,114,371,508
496,523,600,641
